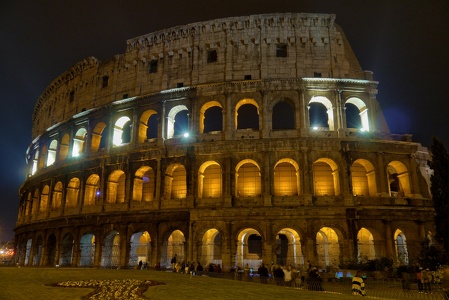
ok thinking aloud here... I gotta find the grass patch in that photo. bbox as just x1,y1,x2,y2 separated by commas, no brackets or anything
0,267,347,300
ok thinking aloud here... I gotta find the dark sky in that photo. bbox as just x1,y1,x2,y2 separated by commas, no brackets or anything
0,0,448,243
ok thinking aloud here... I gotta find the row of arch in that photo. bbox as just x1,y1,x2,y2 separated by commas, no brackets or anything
17,226,409,269
29,95,371,177
19,157,412,222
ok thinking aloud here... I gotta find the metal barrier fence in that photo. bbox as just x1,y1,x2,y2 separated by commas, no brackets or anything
201,271,449,300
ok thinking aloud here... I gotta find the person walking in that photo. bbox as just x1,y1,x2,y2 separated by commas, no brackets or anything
352,270,366,296
171,254,177,271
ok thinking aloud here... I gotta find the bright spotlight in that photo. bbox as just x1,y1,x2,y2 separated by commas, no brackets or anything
360,128,366,132
183,132,189,138
312,127,318,130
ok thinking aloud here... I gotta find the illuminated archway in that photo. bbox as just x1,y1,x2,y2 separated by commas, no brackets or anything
357,228,375,262
51,182,63,210
200,101,223,133
199,228,222,268
133,166,155,201
394,229,409,265
66,178,80,208
351,159,377,196
313,158,340,196
235,99,259,130
236,159,261,197
101,231,120,268
316,227,340,268
39,185,50,215
129,231,151,267
107,170,126,203
161,230,186,267
72,128,87,157
47,139,58,166
273,159,300,196
275,228,303,266
59,134,70,161
387,161,411,197
79,233,95,267
33,235,43,266
236,228,263,269
198,161,222,198
345,97,369,131
309,96,335,130
113,116,132,146
164,164,187,200
167,105,188,139
138,110,158,143
91,122,107,152
84,174,100,206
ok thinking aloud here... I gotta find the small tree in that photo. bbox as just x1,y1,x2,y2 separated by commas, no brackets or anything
428,136,449,252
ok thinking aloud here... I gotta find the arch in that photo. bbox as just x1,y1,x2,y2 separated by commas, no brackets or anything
38,145,47,170
387,161,411,197
198,161,222,198
47,139,58,166
394,229,409,265
51,181,63,210
236,228,263,269
161,230,186,267
60,233,74,266
138,110,158,143
59,133,70,161
31,189,39,217
236,99,259,130
101,231,120,268
91,122,107,152
316,227,340,268
72,128,87,157
33,235,43,266
272,100,295,130
46,234,57,266
113,116,132,146
164,164,187,200
107,170,126,203
167,105,188,139
79,233,95,267
273,159,300,196
275,228,303,266
199,101,223,133
31,149,39,175
129,231,151,267
345,97,369,131
199,228,222,268
236,159,261,197
351,159,377,196
313,158,340,196
39,185,50,214
133,166,155,201
84,174,100,206
357,228,375,262
24,238,32,266
66,178,80,208
309,96,334,130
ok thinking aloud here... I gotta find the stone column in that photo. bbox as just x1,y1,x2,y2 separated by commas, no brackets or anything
377,152,389,197
261,90,270,138
409,154,421,197
224,93,233,140
384,221,394,259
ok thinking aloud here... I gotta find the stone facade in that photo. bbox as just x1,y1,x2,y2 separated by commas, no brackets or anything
16,13,433,271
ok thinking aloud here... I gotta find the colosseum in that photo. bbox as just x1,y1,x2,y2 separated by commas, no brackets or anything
15,13,434,272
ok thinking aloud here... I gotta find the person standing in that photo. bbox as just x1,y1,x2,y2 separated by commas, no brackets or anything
171,254,177,271
273,264,285,286
416,267,424,293
421,268,432,293
352,270,366,296
258,263,269,284
283,265,293,287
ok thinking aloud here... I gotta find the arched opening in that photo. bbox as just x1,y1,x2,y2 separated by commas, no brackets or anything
66,178,80,208
309,96,334,130
113,116,132,146
167,105,188,139
51,182,63,210
236,228,262,269
351,159,377,196
47,139,58,166
72,128,87,157
316,227,340,268
138,110,158,143
345,97,369,131
46,234,57,267
60,233,74,266
236,160,261,197
275,228,303,266
129,231,151,267
39,185,50,215
272,100,294,130
198,161,222,198
357,228,375,262
161,230,185,268
200,101,223,133
91,122,107,152
387,161,411,197
164,164,187,200
273,159,300,196
25,238,32,266
59,134,70,161
107,170,126,203
133,166,155,201
31,150,39,175
79,233,95,267
101,231,120,268
236,101,259,130
394,229,409,265
84,174,100,206
33,236,43,266
199,229,222,268
313,158,340,196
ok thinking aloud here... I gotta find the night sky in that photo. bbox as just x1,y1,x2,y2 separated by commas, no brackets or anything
0,1,448,243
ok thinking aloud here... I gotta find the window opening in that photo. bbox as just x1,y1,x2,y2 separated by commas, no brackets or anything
276,44,287,57
148,60,158,73
207,50,217,63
